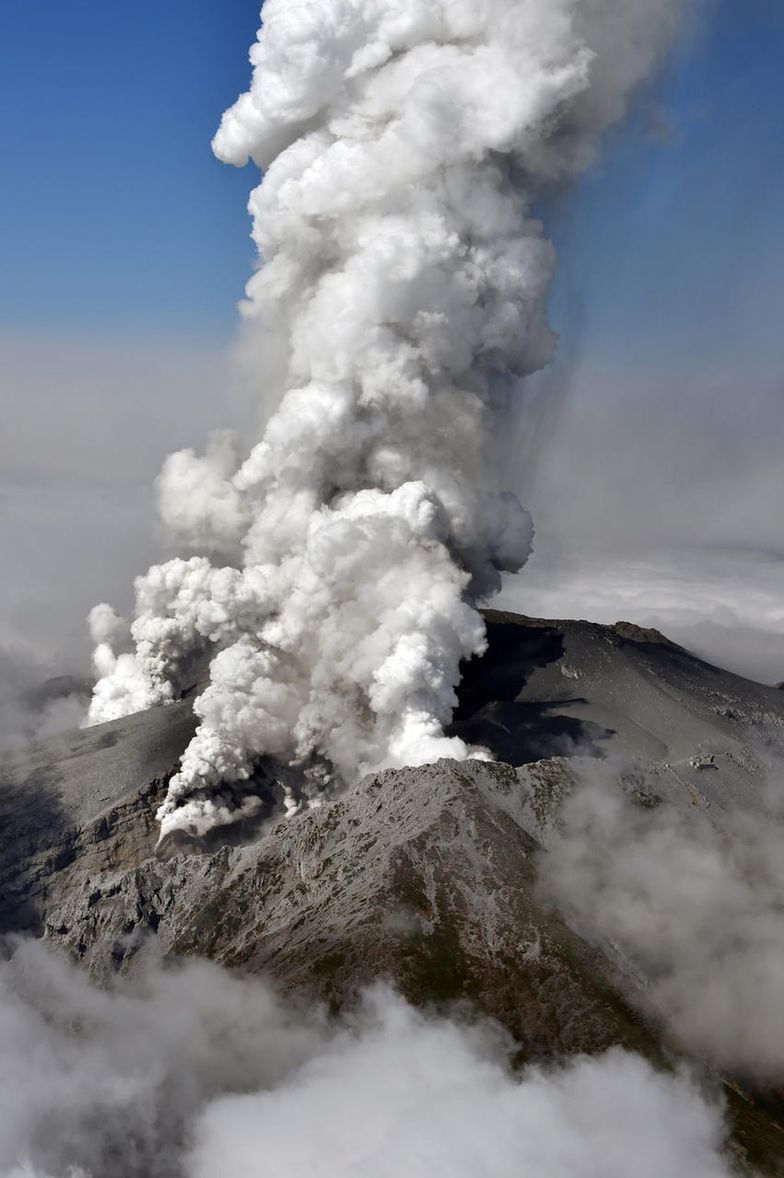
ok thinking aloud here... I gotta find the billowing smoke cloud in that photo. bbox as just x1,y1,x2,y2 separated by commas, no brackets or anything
539,765,784,1080
0,939,733,1178
88,0,688,838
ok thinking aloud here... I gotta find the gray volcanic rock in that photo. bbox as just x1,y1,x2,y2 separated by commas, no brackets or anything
4,610,784,997
0,694,196,936
4,612,783,989
453,610,784,816
33,757,656,1063
3,612,784,1172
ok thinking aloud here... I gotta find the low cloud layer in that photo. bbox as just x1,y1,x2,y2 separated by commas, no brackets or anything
539,764,784,1079
0,332,241,748
0,940,733,1178
0,643,88,752
499,549,784,684
0,331,236,668
500,354,784,684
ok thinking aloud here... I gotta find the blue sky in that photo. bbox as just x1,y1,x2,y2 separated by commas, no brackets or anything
0,0,261,340
546,0,784,372
1,0,783,355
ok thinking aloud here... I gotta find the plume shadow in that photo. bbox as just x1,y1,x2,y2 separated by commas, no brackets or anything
451,617,615,766
0,759,70,936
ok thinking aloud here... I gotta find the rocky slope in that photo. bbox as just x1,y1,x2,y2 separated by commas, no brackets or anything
3,611,784,1171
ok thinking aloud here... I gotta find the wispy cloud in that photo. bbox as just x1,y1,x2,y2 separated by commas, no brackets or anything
0,941,733,1178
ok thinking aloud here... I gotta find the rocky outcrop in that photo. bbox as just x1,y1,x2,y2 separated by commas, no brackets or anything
3,612,784,1172
35,756,658,1063
0,694,197,938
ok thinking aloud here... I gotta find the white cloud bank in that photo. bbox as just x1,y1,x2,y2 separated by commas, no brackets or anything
499,355,784,685
0,940,732,1178
499,549,784,685
0,642,88,751
540,764,784,1079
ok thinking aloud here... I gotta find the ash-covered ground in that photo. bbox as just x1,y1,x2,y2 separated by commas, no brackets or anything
3,611,784,1175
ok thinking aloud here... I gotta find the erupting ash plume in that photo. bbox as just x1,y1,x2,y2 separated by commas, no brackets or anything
88,0,686,838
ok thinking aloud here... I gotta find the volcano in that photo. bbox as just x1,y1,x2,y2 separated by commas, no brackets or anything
3,612,784,1172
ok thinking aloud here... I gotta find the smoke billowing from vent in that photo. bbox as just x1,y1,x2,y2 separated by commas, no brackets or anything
88,0,687,837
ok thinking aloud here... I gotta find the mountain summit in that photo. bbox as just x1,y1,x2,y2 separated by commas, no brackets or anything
3,611,784,1172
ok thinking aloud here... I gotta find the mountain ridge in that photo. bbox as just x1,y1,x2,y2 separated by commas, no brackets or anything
3,611,784,1172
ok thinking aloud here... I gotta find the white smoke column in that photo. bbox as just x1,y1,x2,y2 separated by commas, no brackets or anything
88,0,687,837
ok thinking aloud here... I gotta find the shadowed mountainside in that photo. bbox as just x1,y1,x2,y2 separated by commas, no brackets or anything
3,612,784,1172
